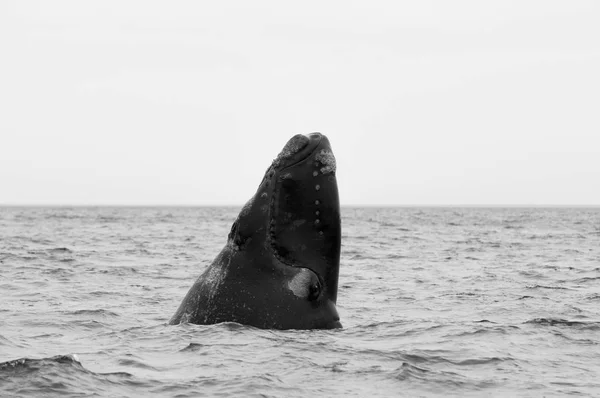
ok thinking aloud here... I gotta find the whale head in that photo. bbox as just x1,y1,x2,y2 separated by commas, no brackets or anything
229,133,342,328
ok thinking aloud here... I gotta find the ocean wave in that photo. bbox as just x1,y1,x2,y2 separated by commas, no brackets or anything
401,351,513,367
0,354,136,396
525,284,571,290
118,356,159,371
0,354,84,370
179,342,207,352
49,247,73,253
573,276,600,284
392,361,498,392
525,318,600,329
61,309,120,317
394,361,430,381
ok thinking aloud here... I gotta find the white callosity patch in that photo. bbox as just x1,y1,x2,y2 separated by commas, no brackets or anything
287,268,312,299
271,135,309,169
277,135,308,160
315,149,336,174
260,136,307,184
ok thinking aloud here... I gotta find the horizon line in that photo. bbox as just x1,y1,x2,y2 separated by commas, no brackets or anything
1,203,599,208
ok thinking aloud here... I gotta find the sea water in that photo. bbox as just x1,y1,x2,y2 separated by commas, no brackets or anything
1,206,599,397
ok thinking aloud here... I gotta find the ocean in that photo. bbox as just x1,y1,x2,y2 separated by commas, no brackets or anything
1,206,599,397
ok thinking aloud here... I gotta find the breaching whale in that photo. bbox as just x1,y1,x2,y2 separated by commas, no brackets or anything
170,133,341,329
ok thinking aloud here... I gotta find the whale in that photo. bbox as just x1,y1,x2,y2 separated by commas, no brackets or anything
169,133,342,329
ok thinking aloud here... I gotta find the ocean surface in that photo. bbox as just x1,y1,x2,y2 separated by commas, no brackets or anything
1,206,599,397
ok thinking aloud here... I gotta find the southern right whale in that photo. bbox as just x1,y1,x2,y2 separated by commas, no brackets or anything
170,133,342,329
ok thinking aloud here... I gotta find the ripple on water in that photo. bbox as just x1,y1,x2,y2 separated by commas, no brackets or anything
0,354,140,396
525,318,600,330
2,206,600,397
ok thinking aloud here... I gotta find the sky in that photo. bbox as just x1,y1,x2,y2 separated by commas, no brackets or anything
1,1,599,206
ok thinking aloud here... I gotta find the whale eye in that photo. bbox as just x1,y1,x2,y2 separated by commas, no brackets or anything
308,280,321,301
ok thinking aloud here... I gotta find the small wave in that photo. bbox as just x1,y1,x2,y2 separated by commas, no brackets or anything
393,361,491,390
29,238,53,245
0,334,16,347
449,292,478,297
62,309,119,317
402,351,513,367
519,269,544,278
564,248,583,254
179,342,207,352
349,254,366,260
17,255,38,261
95,216,122,222
573,276,600,284
0,354,82,370
503,225,524,229
64,319,109,330
360,320,409,329
50,247,72,253
387,253,408,259
525,318,600,329
88,266,139,275
212,321,249,332
89,290,117,297
43,267,75,276
30,333,64,340
449,357,510,366
452,327,516,337
585,294,600,301
0,354,133,377
46,213,85,220
395,361,429,381
527,233,573,240
0,354,135,395
118,356,159,371
526,284,570,290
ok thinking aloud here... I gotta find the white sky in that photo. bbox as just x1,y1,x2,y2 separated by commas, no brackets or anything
1,1,599,206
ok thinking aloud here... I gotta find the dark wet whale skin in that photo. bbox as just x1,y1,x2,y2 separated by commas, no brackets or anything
170,133,341,329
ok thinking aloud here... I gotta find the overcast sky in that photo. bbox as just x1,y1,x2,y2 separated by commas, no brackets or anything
1,1,599,206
